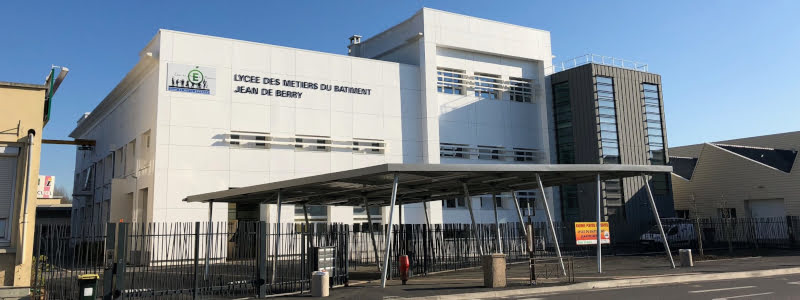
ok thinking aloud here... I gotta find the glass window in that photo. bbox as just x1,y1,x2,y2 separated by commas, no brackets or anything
436,67,465,95
474,73,500,99
508,77,533,103
552,82,574,164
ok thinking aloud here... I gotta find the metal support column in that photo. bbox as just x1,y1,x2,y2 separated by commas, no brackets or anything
271,190,283,285
380,173,400,288
303,203,314,248
492,192,502,253
510,191,531,254
205,201,213,280
462,182,484,256
422,202,430,226
363,196,382,270
596,173,602,273
535,174,566,276
642,174,676,268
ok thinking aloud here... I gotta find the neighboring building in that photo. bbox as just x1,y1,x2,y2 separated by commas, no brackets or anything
69,8,667,231
35,197,71,226
670,131,800,219
548,63,674,236
0,68,66,294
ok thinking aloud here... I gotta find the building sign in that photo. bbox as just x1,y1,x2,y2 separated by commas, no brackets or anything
232,73,372,99
574,222,610,245
37,175,55,199
167,64,216,95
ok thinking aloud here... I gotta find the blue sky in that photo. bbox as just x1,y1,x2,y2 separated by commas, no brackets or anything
1,1,798,195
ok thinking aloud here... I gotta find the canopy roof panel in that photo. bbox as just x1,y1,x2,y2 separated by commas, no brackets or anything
183,163,672,207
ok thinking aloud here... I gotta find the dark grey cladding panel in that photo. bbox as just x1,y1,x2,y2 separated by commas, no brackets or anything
715,144,797,173
669,156,698,180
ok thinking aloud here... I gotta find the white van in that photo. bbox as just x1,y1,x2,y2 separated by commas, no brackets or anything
639,219,697,249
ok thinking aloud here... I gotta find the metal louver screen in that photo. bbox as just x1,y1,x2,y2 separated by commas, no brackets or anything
0,156,18,226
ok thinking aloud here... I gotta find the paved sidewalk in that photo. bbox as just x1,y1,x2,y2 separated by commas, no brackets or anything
276,251,800,299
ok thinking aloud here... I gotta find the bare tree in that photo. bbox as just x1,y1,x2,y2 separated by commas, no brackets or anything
53,185,71,203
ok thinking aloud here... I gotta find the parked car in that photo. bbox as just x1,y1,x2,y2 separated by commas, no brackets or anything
639,219,697,250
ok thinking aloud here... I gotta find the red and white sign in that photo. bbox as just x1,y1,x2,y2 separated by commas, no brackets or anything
37,175,55,198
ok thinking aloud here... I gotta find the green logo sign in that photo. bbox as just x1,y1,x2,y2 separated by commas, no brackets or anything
187,68,204,84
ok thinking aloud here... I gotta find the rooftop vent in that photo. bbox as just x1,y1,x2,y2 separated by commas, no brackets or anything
348,35,362,56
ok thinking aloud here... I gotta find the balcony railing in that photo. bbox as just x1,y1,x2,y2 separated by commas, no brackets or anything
548,54,649,73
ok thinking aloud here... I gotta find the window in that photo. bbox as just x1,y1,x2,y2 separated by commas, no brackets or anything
255,136,266,147
513,148,536,162
142,130,151,149
642,83,666,166
552,82,574,164
516,191,536,216
473,72,500,99
480,196,503,209
717,208,737,219
294,205,328,222
436,67,465,95
230,134,240,145
445,197,467,208
294,137,330,151
477,146,502,160
595,76,620,165
353,206,381,222
675,210,690,219
508,77,533,103
440,143,469,159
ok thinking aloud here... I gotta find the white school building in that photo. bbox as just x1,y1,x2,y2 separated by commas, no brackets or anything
69,8,559,228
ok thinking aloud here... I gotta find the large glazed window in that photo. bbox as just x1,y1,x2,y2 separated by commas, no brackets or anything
552,82,574,164
436,67,465,95
642,83,669,195
595,76,623,217
595,76,619,164
642,83,665,165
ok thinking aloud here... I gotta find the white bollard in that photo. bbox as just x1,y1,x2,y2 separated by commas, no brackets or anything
311,271,330,297
679,249,693,267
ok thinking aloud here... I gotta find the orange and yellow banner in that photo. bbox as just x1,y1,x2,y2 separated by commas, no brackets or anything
574,222,610,245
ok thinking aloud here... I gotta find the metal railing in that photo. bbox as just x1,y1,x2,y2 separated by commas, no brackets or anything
548,54,649,73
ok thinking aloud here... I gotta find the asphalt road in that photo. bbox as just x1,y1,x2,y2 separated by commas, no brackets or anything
494,274,800,300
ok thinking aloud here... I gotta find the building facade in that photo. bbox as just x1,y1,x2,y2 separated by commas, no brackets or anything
0,70,65,293
548,63,674,236
670,131,800,219
70,8,556,228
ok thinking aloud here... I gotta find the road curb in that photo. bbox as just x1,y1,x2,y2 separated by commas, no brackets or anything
399,267,800,300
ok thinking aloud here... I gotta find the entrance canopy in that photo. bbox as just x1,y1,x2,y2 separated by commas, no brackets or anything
183,163,672,206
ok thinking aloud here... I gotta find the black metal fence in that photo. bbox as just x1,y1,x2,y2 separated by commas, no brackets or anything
32,217,800,299
32,222,349,299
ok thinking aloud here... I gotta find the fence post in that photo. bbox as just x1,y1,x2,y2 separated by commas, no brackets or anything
256,221,267,298
193,222,200,300
422,224,429,275
787,216,795,247
103,223,116,300
115,223,127,299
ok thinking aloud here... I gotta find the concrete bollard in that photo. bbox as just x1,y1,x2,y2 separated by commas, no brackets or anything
482,253,507,288
679,249,693,267
311,271,330,297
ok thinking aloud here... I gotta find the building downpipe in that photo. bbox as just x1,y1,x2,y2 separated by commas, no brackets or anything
20,129,35,264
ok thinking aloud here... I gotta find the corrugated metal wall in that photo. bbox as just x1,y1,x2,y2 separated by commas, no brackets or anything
549,64,674,231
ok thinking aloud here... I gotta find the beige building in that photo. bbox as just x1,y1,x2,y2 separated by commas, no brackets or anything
0,68,66,297
670,131,800,219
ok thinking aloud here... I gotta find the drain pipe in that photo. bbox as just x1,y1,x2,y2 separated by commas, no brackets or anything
20,130,35,263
